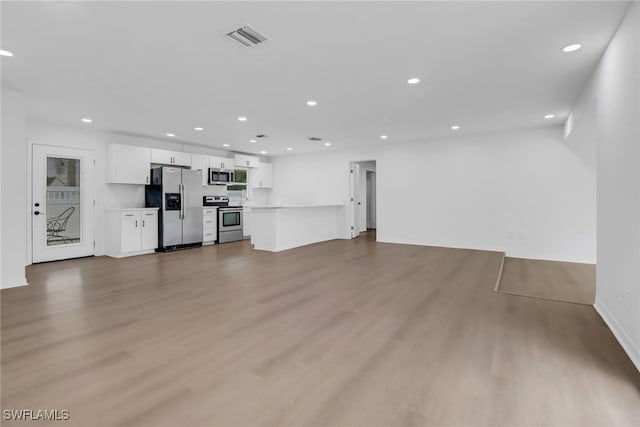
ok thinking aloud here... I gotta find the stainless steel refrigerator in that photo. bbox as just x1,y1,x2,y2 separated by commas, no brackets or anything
145,167,203,251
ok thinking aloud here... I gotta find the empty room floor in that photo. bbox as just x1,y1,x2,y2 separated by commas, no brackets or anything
2,233,639,426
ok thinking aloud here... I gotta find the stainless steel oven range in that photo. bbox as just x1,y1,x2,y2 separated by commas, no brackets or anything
202,196,244,243
218,206,243,243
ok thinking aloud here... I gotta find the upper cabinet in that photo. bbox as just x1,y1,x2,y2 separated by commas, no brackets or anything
107,144,151,185
190,154,210,186
107,143,245,187
251,162,274,189
234,154,260,168
210,156,235,171
151,148,191,167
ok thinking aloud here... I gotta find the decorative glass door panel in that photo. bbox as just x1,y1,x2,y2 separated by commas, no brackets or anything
32,145,94,263
46,157,81,246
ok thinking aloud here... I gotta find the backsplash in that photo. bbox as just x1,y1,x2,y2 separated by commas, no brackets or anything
204,185,227,197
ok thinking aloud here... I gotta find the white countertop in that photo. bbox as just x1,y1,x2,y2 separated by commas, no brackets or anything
249,203,346,209
107,207,159,212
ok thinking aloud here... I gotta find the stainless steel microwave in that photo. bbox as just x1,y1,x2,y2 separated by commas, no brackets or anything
208,168,235,185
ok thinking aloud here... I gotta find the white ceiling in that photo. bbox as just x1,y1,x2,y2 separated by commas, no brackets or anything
1,1,630,156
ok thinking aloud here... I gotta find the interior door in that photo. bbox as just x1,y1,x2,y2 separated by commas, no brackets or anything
349,162,361,238
181,168,203,245
366,171,377,229
32,145,95,263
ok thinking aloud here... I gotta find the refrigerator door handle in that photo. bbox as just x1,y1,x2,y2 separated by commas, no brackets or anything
178,184,183,219
181,184,185,220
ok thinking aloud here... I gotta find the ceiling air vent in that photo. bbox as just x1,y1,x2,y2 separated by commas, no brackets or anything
256,134,268,138
227,25,268,47
309,137,322,142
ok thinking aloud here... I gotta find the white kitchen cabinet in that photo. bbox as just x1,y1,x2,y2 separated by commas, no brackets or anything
191,154,211,186
172,151,192,167
151,149,173,165
106,209,158,258
120,213,141,253
107,144,152,185
151,148,191,167
210,156,235,171
140,210,158,250
202,207,218,245
251,162,274,188
234,154,260,168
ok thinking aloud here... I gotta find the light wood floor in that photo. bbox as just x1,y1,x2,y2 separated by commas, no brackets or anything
2,232,639,426
497,257,596,305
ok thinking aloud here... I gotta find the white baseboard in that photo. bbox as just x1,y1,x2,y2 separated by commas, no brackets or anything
1,280,29,290
594,299,640,373
493,253,506,291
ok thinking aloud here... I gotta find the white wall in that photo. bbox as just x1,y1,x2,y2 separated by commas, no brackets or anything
569,2,640,371
272,125,596,263
1,89,28,288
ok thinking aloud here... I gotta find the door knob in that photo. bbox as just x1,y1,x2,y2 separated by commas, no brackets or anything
34,211,42,215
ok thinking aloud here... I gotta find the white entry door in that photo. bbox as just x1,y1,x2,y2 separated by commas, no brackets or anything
32,145,95,263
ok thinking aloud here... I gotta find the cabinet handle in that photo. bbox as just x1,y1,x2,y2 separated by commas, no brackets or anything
142,219,145,227
125,214,134,217
135,220,138,228
146,176,149,184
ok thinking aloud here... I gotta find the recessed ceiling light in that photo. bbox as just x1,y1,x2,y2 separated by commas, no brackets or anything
324,142,332,147
250,139,257,143
238,116,247,122
380,135,388,140
544,114,555,119
407,78,420,85
450,125,460,130
166,133,175,137
81,118,92,123
0,49,14,57
306,100,318,106
562,44,582,53
194,127,204,131
260,150,267,154
286,147,293,151
223,144,230,147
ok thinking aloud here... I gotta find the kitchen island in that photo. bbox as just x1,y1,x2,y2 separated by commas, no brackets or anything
249,204,347,252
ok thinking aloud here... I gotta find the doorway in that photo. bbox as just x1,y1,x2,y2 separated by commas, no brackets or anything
349,160,377,239
32,145,95,263
366,170,376,229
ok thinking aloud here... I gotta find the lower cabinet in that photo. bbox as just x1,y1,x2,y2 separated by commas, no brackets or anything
203,207,218,246
107,209,159,258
